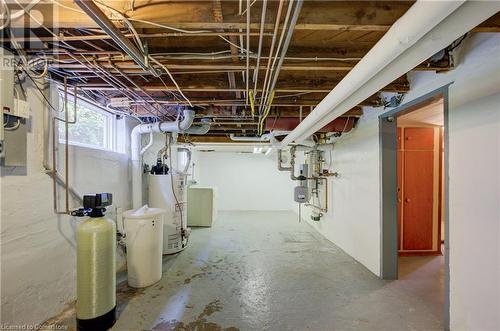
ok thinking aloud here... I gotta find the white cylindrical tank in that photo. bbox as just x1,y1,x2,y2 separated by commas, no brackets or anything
123,207,165,288
148,173,188,254
76,216,116,330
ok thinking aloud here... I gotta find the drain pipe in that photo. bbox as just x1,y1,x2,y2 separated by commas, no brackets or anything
279,0,465,147
131,108,195,208
285,0,500,143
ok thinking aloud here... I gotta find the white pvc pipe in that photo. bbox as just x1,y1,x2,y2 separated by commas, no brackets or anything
230,134,270,142
184,121,211,135
288,0,500,144
229,130,290,143
131,108,195,208
140,131,154,156
279,0,465,146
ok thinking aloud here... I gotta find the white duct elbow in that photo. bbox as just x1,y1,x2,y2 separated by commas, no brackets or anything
184,120,211,135
159,109,195,132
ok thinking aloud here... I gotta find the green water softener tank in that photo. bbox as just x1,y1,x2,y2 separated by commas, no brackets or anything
75,193,116,331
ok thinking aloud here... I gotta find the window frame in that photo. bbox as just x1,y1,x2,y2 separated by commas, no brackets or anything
57,90,122,153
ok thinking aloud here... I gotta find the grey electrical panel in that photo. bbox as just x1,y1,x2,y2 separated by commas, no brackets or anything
294,186,310,203
1,47,28,174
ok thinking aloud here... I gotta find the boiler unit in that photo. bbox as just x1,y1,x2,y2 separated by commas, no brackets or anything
148,160,189,254
73,193,116,331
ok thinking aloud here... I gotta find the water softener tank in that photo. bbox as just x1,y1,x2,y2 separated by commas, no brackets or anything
76,193,116,331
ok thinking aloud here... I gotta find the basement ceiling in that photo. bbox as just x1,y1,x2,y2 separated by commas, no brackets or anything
3,1,500,142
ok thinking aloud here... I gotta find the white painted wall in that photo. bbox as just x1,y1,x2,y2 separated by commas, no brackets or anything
195,151,294,211
297,33,500,329
299,109,384,275
0,83,133,325
448,92,499,331
405,33,500,331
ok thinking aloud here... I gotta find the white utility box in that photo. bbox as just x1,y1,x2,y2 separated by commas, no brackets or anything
187,186,217,227
123,207,165,288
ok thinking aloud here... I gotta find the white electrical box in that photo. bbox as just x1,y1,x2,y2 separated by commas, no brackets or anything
187,186,217,227
1,48,15,150
13,98,30,118
1,48,14,116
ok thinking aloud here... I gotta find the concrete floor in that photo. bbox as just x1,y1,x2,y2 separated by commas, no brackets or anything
44,211,444,331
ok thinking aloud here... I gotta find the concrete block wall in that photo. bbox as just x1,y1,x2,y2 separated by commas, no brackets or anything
0,83,134,325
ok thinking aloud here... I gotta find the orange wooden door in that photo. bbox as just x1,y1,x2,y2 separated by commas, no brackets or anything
402,128,435,251
397,128,403,250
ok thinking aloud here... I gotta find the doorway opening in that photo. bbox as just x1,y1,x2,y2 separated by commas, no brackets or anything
379,86,449,329
397,97,445,323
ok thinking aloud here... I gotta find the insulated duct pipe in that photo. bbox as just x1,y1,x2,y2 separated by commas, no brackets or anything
229,130,290,143
131,108,195,208
279,0,465,147
285,0,500,143
229,134,270,142
184,119,211,135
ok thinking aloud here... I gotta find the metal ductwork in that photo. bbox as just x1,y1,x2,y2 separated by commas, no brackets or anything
74,0,159,76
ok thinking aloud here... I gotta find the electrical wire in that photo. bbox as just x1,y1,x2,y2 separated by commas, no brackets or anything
12,0,73,51
0,0,11,31
149,56,193,107
240,0,257,15
50,0,243,54
20,65,59,113
4,117,21,130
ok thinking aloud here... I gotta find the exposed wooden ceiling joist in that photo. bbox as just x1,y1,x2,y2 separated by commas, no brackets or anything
6,0,499,137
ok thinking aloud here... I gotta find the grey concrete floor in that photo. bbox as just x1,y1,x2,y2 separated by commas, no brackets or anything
44,211,444,331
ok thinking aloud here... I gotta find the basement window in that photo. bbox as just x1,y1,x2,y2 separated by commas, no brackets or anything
58,95,123,152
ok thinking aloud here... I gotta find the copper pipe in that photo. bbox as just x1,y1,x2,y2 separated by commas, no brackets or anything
52,79,78,215
305,176,328,213
65,78,69,212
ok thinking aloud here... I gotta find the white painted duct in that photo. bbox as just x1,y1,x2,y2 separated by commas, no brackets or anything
131,108,194,208
284,0,500,144
279,0,465,146
230,134,270,142
230,131,290,143
184,120,211,135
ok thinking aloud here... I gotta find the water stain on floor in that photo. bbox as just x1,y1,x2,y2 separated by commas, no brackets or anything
152,300,238,331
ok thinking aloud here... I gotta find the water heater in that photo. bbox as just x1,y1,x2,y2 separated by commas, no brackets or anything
74,193,116,331
148,172,188,254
